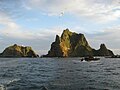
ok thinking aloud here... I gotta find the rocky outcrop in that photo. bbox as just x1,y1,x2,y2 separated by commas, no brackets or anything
93,44,114,56
45,29,114,57
0,44,39,57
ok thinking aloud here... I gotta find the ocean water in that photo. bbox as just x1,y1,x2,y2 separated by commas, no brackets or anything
0,58,120,90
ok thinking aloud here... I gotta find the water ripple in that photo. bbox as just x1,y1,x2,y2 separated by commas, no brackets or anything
0,58,120,90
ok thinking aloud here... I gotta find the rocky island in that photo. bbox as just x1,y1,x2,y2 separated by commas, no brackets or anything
0,44,39,58
44,29,114,57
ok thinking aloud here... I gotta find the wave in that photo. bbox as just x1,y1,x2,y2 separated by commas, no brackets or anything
7,79,20,85
72,60,81,63
72,60,86,63
0,84,6,90
0,79,21,90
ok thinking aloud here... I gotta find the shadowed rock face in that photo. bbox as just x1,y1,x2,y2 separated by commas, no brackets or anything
0,44,39,57
94,44,114,56
46,29,114,57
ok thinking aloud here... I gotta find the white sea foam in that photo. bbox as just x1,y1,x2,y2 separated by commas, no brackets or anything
0,85,5,90
7,79,20,85
73,60,86,63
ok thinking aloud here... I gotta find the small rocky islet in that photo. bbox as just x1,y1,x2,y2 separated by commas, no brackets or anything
0,29,114,58
0,44,39,58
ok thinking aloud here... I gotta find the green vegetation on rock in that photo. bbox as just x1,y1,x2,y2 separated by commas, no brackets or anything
45,29,114,57
0,44,39,57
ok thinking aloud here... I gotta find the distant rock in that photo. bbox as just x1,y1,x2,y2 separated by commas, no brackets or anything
0,44,39,58
45,29,114,57
94,44,114,56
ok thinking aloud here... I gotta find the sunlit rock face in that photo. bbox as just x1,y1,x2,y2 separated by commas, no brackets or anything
46,29,114,57
0,44,39,57
47,29,92,57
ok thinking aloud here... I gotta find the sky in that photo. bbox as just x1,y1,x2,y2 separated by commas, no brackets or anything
0,0,120,55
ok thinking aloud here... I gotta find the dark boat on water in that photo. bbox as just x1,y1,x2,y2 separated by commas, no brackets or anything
81,56,100,61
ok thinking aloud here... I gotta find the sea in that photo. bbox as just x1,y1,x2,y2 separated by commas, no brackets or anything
0,57,120,90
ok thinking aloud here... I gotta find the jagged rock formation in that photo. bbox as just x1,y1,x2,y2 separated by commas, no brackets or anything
45,29,114,57
0,44,39,57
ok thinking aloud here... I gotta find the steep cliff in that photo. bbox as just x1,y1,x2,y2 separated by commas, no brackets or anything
46,29,114,57
46,29,89,57
0,44,39,57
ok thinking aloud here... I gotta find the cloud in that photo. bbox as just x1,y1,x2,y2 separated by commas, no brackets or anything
0,0,119,23
0,0,25,18
0,14,63,40
86,25,120,54
25,0,120,23
0,13,30,39
91,26,120,42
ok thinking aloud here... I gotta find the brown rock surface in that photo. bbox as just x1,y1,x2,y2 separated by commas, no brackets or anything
0,44,39,57
45,29,114,57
